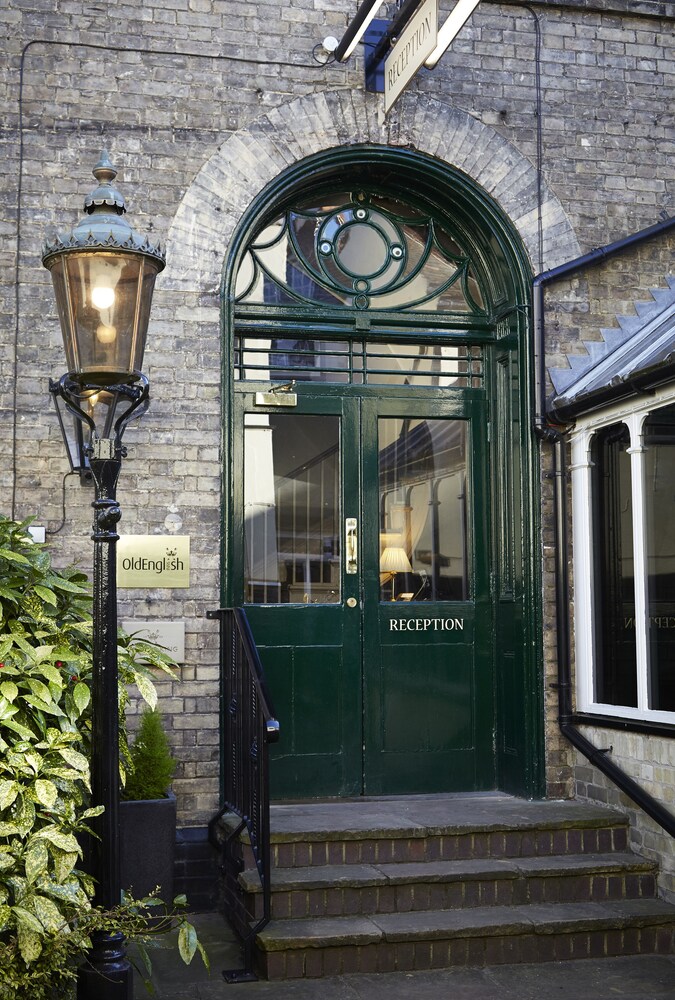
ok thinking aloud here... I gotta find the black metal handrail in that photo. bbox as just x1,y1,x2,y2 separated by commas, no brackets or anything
207,607,279,983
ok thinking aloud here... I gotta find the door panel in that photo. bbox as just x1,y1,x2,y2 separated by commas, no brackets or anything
361,396,493,794
234,394,362,797
233,388,493,798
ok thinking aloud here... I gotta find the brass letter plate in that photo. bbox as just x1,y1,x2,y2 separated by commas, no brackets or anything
255,391,297,407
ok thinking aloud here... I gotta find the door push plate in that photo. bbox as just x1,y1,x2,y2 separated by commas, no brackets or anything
345,517,358,574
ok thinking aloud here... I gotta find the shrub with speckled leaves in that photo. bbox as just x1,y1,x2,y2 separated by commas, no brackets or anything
0,517,205,998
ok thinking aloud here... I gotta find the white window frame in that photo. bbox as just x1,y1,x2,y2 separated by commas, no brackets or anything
572,384,675,726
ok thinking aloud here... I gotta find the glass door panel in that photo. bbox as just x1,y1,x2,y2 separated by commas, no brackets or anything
244,413,340,605
378,417,468,603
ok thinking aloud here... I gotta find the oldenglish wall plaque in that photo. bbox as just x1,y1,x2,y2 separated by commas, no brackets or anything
117,535,190,588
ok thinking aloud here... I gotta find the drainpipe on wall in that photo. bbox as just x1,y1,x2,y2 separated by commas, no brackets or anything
532,214,675,838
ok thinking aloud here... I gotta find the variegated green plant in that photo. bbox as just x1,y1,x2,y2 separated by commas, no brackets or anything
0,516,205,997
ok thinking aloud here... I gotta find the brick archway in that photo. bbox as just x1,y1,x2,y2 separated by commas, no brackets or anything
165,90,579,295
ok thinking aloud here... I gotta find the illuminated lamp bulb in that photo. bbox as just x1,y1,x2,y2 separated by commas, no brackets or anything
91,285,115,309
96,323,117,344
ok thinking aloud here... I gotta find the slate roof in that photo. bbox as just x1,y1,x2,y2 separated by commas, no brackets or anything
549,275,675,419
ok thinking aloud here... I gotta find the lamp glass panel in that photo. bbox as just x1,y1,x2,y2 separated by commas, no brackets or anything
78,386,149,440
53,393,89,473
50,252,159,378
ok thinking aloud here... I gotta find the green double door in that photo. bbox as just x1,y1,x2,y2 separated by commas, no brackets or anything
232,386,494,798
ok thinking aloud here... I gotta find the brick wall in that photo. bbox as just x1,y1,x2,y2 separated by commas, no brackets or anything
1,1,673,846
575,729,675,901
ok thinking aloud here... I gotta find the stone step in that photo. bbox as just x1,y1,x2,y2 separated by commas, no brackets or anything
255,898,675,979
264,796,630,868
241,853,659,920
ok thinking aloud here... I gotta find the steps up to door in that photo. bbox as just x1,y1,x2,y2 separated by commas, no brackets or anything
230,794,675,980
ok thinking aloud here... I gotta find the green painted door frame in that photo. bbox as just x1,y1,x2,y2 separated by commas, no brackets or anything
219,145,544,802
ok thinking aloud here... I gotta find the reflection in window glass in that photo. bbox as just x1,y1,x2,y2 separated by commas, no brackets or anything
644,405,675,712
378,418,468,602
244,414,340,604
591,423,637,707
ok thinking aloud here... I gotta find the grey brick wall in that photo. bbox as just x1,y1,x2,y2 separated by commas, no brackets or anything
1,1,673,860
576,729,675,901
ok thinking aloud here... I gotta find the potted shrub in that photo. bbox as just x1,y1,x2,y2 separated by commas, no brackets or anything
121,708,177,900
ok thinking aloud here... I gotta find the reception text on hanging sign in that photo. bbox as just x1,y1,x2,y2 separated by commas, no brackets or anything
384,0,438,113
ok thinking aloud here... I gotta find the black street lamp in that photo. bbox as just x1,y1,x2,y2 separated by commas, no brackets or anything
42,151,165,999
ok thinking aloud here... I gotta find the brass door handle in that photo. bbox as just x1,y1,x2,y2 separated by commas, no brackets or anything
345,517,357,574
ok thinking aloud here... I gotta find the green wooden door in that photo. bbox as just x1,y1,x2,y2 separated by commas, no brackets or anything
233,386,493,798
361,394,493,794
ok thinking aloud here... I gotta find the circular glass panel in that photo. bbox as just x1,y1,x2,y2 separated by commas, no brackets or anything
335,223,388,277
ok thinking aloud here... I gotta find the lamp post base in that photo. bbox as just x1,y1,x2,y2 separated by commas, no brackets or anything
77,931,133,1000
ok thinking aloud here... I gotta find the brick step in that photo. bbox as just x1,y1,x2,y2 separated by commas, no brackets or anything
265,798,630,869
241,853,659,920
174,827,220,912
255,898,675,979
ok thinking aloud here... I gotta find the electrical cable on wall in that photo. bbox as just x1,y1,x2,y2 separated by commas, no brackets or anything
45,472,77,536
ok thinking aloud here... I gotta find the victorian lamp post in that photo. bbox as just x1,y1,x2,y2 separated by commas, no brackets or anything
42,152,165,999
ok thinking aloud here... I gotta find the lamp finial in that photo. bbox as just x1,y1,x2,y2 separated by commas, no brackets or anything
84,150,126,216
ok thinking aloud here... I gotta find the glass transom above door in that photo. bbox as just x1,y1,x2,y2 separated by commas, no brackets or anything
234,191,487,314
235,336,483,388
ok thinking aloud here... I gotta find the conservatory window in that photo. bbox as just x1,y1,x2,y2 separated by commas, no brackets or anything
573,400,675,724
643,406,675,713
591,422,637,708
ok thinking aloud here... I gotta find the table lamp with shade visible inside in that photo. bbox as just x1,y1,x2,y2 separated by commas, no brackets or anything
380,545,412,601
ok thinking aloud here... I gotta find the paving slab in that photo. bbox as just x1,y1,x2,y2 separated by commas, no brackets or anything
487,955,675,999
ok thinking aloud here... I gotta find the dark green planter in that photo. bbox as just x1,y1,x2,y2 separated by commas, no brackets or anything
120,790,176,901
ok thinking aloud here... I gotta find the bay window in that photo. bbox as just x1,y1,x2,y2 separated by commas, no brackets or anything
572,397,675,724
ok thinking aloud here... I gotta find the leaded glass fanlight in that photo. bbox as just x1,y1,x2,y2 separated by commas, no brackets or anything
235,191,486,315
